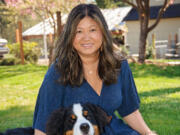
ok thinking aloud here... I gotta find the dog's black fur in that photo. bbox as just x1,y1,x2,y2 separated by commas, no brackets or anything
0,103,111,135
0,127,34,135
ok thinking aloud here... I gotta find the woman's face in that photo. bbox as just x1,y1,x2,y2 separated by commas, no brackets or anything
73,16,103,58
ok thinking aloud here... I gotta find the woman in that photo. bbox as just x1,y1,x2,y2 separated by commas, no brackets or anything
33,3,157,135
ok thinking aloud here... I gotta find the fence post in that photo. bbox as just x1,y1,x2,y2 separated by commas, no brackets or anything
56,11,62,37
152,33,156,59
18,21,24,65
168,34,172,49
175,33,178,54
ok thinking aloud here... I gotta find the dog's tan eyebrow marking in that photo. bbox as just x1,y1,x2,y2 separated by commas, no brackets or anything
66,130,73,135
71,114,76,120
83,110,88,116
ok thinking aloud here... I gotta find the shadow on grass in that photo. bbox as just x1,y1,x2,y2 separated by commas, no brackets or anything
139,87,180,98
129,63,180,78
114,85,180,135
140,103,180,135
0,64,48,80
139,88,180,135
0,105,34,132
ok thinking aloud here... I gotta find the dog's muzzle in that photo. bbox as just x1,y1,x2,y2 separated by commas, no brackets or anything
65,125,99,135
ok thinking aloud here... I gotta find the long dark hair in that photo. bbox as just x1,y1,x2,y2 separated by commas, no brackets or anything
53,4,123,86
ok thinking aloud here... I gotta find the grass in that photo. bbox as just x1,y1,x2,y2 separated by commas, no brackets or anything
0,64,48,130
0,63,180,134
130,63,180,135
147,59,180,62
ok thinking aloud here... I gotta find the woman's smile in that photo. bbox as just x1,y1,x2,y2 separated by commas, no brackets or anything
81,43,93,48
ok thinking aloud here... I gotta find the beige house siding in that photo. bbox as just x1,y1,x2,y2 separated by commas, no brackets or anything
150,0,180,6
126,17,180,54
125,21,139,54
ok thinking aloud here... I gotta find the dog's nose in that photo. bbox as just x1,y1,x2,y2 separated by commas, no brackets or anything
80,123,90,133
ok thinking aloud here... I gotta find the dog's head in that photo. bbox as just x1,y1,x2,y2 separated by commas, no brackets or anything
46,103,112,135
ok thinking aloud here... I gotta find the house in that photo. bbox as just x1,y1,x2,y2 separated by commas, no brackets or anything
123,1,180,57
22,6,132,58
22,7,131,39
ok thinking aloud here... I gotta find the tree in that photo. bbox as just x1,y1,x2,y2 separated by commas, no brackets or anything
96,0,126,8
4,0,85,65
0,1,15,37
4,0,85,33
0,0,5,3
123,0,174,63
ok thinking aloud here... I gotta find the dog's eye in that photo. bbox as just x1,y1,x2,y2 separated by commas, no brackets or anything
83,111,88,116
69,114,77,123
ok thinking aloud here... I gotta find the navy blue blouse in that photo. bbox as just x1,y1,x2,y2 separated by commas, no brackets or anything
33,60,140,135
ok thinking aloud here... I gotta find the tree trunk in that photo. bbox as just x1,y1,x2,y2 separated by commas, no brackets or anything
138,28,148,63
138,14,148,63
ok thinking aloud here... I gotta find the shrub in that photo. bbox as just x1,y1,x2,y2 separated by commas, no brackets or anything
7,41,41,64
146,41,153,59
0,55,20,65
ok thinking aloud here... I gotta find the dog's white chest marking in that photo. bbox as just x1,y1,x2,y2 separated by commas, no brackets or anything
73,104,94,135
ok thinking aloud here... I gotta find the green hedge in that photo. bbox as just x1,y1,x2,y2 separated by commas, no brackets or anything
3,41,41,65
0,57,20,65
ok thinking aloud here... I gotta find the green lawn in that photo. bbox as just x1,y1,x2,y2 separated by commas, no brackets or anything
0,64,48,130
0,63,180,134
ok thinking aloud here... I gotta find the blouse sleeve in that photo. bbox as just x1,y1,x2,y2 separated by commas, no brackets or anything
33,63,64,133
117,60,140,117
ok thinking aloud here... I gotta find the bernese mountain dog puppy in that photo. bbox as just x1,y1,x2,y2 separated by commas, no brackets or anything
1,103,111,135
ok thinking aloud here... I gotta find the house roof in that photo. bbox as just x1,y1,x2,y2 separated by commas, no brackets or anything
101,6,131,30
22,14,68,37
124,3,180,21
22,6,132,37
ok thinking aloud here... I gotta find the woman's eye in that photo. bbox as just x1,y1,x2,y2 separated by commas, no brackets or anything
90,28,96,32
76,30,82,33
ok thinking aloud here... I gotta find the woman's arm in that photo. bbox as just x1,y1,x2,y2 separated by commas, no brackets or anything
34,129,46,135
123,109,157,135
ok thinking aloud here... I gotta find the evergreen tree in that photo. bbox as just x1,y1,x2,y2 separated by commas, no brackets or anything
0,1,13,36
96,0,126,8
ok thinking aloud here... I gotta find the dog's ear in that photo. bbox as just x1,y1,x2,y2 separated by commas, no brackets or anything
46,108,67,135
85,103,112,134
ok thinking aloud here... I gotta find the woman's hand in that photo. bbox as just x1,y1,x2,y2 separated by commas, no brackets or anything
34,129,46,135
145,131,158,135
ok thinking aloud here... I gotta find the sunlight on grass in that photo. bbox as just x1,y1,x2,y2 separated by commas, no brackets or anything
0,64,48,131
0,63,180,134
129,63,180,135
166,92,180,98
